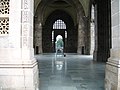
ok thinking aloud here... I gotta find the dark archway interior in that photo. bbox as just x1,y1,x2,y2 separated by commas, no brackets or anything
42,10,78,53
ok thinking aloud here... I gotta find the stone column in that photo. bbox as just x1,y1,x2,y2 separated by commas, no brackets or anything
93,0,111,62
78,16,90,55
105,0,120,89
0,0,39,90
34,20,42,54
93,4,98,61
77,22,85,54
84,17,90,55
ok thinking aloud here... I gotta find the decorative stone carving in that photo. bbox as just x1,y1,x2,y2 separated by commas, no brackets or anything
22,0,30,9
0,18,9,35
21,11,29,23
0,0,10,14
21,0,31,48
0,0,9,36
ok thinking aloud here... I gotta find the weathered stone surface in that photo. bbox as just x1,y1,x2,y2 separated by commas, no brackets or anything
0,0,39,89
105,0,120,90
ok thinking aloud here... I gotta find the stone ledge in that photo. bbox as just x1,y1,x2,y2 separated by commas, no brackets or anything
0,60,37,68
107,58,120,68
0,87,37,90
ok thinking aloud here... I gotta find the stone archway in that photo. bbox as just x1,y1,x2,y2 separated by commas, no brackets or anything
34,0,86,54
42,10,78,53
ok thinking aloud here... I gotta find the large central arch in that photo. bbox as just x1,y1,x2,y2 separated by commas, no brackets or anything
42,10,78,53
34,0,86,54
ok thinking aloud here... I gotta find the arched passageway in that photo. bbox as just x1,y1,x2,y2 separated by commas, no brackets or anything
34,0,111,62
42,10,77,53
34,0,89,55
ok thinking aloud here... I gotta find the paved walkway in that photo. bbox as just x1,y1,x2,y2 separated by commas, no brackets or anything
35,54,105,90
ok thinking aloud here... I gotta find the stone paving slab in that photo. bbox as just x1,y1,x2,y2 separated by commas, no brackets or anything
36,54,105,90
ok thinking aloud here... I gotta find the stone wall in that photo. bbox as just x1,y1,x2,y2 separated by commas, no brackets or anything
0,0,39,89
105,0,120,90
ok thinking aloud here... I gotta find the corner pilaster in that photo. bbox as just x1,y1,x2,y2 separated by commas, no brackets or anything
105,0,120,89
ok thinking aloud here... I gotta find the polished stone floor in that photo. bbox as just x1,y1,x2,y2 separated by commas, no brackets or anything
35,53,105,90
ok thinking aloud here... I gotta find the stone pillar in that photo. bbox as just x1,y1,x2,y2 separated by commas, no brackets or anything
77,22,85,54
93,0,111,62
93,4,98,61
0,0,39,90
34,20,42,54
78,16,90,55
105,0,120,89
84,17,90,55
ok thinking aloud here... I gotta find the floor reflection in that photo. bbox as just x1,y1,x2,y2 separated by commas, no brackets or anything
36,54,105,90
52,56,67,74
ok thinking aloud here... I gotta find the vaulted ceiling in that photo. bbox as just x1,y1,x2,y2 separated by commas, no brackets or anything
34,0,91,26
34,0,90,16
